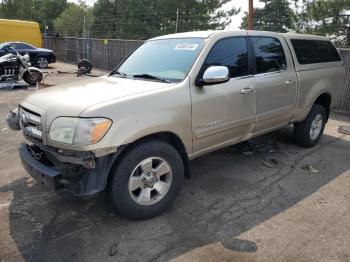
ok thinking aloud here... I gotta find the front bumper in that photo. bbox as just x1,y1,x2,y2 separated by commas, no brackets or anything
10,107,122,196
18,143,121,196
19,144,63,190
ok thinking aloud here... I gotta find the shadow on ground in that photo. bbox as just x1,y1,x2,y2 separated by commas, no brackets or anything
2,126,350,262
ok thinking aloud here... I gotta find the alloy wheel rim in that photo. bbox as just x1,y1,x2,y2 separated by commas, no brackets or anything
128,157,172,206
29,71,39,82
310,113,323,140
37,57,48,68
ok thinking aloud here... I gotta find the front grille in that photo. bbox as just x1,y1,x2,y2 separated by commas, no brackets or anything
19,106,42,141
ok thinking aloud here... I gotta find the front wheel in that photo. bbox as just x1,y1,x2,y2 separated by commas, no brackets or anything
109,140,184,219
23,70,43,85
293,104,327,147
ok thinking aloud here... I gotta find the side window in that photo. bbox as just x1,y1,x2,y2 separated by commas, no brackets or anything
19,44,32,49
252,37,287,74
9,43,18,49
10,43,31,50
15,43,30,50
204,37,249,78
290,39,341,64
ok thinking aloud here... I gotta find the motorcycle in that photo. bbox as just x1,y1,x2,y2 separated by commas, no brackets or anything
0,47,43,85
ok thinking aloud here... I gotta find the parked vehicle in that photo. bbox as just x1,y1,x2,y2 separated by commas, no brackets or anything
0,46,43,85
0,42,56,68
7,30,345,219
0,19,42,47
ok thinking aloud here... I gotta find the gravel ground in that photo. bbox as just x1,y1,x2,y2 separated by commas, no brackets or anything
0,62,349,261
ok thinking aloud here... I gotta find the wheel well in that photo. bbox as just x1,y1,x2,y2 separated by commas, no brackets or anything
36,55,48,62
110,132,191,180
143,132,191,179
314,93,331,121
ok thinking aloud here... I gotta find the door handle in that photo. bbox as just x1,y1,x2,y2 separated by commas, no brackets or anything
285,80,296,85
240,87,254,94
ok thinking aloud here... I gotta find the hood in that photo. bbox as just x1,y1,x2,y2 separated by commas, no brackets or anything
22,76,172,117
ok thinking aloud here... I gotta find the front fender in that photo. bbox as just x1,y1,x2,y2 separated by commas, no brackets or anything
79,78,193,155
28,67,42,73
19,67,42,79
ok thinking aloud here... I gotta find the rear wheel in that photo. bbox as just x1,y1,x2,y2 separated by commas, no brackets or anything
109,139,184,219
293,104,326,147
36,56,48,68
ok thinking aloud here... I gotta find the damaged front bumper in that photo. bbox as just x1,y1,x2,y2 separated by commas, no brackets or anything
18,140,122,196
19,144,62,190
19,143,121,196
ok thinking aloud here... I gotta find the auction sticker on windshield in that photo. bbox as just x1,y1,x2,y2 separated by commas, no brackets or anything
174,43,199,51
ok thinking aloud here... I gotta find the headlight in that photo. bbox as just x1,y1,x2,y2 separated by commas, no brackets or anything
49,117,112,145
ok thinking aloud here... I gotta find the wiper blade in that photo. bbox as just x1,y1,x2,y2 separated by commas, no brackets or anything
110,70,127,78
133,73,171,83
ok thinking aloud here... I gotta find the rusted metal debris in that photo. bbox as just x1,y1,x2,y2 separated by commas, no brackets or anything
338,126,350,135
302,165,319,175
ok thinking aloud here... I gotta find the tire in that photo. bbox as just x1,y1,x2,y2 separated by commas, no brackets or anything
293,104,326,147
78,59,93,75
109,139,184,220
23,70,43,85
36,56,48,68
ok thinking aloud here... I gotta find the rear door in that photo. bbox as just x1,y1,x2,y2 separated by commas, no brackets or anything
191,36,257,154
248,33,297,134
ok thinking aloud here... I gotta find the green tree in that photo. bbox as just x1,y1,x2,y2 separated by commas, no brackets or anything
294,0,350,46
0,0,68,31
92,0,239,39
33,0,68,31
240,0,294,33
53,2,94,36
0,0,37,20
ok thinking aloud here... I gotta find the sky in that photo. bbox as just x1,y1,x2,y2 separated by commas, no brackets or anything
224,0,265,30
68,0,265,30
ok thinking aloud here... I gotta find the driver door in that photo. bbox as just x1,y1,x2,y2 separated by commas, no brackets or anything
191,36,257,154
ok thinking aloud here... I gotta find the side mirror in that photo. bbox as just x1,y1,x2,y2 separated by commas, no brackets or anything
201,66,230,86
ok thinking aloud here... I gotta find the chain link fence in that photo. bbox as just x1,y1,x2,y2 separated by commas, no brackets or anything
43,36,144,70
336,49,350,114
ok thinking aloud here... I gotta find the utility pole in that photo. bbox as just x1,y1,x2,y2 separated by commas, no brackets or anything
248,0,254,30
83,15,86,59
175,8,179,33
44,19,47,48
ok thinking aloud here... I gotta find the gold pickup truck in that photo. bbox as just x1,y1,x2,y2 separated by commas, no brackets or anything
7,30,345,219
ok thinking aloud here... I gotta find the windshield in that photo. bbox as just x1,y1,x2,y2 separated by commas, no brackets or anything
112,38,205,82
0,43,9,50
